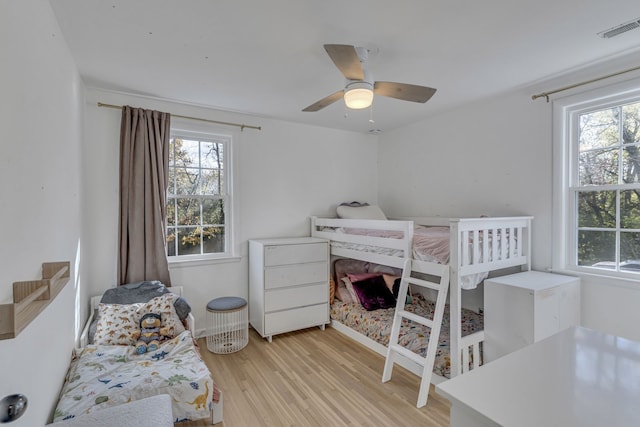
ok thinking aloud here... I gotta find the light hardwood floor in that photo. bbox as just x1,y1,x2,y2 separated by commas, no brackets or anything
181,326,450,426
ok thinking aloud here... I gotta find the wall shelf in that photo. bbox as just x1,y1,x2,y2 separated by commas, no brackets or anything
0,261,70,340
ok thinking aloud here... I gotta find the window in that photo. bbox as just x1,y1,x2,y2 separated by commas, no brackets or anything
555,80,640,277
166,130,232,260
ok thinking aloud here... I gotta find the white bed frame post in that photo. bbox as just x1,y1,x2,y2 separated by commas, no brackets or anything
449,220,462,378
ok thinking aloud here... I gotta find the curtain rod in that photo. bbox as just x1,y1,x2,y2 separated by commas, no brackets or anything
97,102,261,131
531,64,640,102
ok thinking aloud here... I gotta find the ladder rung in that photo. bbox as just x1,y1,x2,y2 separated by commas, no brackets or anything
398,310,434,328
407,277,443,292
389,344,426,366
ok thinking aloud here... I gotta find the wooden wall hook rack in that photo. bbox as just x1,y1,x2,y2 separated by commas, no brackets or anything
0,261,70,340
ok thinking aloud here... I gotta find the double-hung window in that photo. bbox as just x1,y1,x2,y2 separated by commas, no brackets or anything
166,129,232,261
554,80,640,277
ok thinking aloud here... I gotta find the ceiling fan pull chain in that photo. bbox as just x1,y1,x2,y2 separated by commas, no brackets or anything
369,103,375,124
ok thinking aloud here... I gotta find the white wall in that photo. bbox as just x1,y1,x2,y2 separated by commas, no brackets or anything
82,88,379,332
0,1,84,425
378,90,552,269
378,57,640,341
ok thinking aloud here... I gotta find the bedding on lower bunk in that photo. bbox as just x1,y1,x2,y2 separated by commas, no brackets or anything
331,294,483,379
53,330,216,423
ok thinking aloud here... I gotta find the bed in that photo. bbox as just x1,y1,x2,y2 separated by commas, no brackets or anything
311,205,532,379
52,282,223,425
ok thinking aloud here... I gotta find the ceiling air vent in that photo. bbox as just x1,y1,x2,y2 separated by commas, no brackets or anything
598,18,640,39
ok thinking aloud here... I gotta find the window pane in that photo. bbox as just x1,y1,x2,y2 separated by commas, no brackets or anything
578,230,615,266
172,138,198,168
177,227,201,256
577,190,616,228
621,190,640,229
621,232,640,265
622,102,640,145
167,228,176,257
182,139,200,165
579,148,618,186
202,169,224,195
622,145,640,184
203,226,225,253
175,168,200,195
166,199,176,226
203,199,224,225
579,107,619,150
201,141,223,169
169,139,177,166
168,168,175,194
176,198,200,226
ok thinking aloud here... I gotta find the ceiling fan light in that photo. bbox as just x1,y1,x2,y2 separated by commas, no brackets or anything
344,83,374,109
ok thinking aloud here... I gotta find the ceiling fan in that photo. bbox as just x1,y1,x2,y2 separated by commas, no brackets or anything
302,44,437,112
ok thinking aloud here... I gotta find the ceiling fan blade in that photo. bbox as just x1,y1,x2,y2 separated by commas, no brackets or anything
302,90,345,112
324,44,364,80
374,81,437,103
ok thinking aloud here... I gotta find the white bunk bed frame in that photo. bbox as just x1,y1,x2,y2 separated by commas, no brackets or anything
311,215,533,379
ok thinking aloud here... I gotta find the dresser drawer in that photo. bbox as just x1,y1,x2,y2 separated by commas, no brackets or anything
264,282,328,312
264,262,328,289
264,303,328,335
264,242,327,266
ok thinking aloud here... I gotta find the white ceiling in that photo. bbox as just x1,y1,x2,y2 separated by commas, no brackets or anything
50,0,640,133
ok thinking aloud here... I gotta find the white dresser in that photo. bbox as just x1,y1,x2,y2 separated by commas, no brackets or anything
249,237,329,342
484,271,580,362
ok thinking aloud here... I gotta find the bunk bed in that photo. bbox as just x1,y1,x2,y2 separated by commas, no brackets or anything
311,211,532,380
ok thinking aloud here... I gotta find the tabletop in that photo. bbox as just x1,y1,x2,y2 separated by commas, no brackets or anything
436,326,640,427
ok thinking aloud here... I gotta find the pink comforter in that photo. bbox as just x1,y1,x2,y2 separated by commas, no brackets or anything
342,225,451,264
412,226,451,264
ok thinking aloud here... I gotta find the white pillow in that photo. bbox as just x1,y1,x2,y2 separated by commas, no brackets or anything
336,204,387,220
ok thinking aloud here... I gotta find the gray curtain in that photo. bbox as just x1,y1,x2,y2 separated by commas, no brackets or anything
118,105,172,286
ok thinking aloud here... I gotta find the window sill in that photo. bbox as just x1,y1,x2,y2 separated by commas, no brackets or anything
550,267,640,290
168,256,242,269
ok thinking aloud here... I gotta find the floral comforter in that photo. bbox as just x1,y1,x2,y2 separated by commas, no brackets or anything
331,294,483,378
53,330,213,423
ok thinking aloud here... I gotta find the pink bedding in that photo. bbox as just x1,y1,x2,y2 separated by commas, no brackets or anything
412,226,451,264
330,225,506,289
335,225,450,263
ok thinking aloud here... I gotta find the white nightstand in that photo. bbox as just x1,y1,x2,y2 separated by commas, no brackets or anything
249,237,329,342
484,271,580,362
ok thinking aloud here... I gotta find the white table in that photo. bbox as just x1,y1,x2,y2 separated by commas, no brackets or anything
436,326,640,427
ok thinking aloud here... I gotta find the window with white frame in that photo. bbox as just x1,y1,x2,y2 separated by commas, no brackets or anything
555,81,640,276
166,130,232,260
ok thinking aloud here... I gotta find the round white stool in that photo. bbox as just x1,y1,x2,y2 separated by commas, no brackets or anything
206,296,248,354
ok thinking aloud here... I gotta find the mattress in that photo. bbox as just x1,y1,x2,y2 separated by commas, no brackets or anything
330,293,483,379
53,330,213,423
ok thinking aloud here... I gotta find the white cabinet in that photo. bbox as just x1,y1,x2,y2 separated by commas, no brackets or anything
249,237,329,342
484,271,580,362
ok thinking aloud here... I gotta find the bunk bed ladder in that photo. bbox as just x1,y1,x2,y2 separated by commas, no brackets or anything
382,258,450,408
